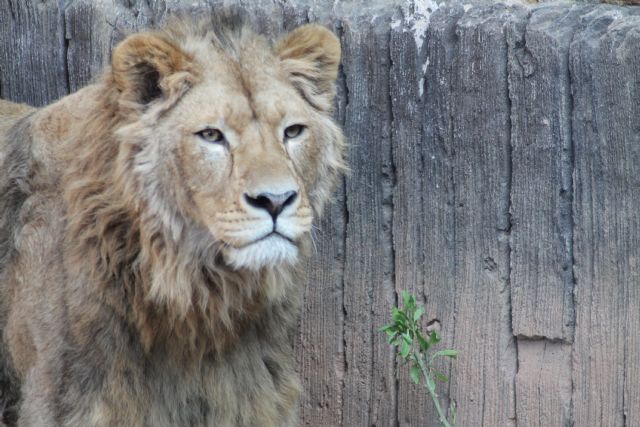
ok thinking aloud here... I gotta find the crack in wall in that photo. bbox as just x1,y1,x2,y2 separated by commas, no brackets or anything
387,18,401,427
504,7,532,427
339,171,349,427
335,19,349,427
60,0,71,96
370,18,397,425
445,22,459,425
559,16,577,345
428,9,464,420
564,7,581,426
561,13,577,423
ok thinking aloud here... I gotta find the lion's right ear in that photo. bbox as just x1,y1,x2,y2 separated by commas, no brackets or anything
111,33,197,110
277,24,341,112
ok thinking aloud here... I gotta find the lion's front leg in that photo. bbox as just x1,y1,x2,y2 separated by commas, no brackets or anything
18,356,148,427
13,309,150,427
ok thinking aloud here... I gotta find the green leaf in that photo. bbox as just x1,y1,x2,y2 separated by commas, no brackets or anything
378,324,394,332
400,340,411,358
433,349,458,359
427,331,441,346
413,306,425,322
401,290,411,308
409,365,421,385
387,331,398,344
433,370,449,383
417,333,429,352
408,295,416,309
391,308,408,325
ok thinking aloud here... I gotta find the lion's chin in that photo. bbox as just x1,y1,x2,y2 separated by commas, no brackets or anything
223,234,299,271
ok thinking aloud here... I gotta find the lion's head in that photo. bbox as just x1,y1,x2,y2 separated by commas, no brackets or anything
108,15,344,271
62,14,345,342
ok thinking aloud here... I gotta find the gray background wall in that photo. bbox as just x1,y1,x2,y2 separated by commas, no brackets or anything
1,1,639,426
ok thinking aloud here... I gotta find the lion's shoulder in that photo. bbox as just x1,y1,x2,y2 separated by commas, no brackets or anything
0,100,34,140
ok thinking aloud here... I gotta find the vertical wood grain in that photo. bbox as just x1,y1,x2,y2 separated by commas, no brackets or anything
507,4,582,343
390,11,432,427
340,15,397,427
445,5,527,426
393,5,466,425
506,6,589,425
570,7,640,426
0,0,67,106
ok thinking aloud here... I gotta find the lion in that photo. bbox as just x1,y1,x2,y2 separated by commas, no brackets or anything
0,12,345,427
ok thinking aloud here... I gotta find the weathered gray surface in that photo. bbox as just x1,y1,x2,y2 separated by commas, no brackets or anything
570,6,640,427
0,1,68,105
507,4,580,343
448,6,526,425
340,16,398,426
506,6,581,425
1,1,639,426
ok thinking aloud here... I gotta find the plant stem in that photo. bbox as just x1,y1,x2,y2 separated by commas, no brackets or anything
416,354,452,427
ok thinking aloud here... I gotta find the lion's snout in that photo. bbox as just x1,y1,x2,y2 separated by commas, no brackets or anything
243,190,298,220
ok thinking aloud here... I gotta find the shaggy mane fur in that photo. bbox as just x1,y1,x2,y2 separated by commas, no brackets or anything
63,14,302,357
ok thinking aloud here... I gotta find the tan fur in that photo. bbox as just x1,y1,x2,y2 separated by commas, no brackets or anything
0,101,33,143
0,13,345,427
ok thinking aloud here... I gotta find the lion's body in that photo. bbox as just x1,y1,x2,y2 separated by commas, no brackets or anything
0,14,344,427
0,101,33,139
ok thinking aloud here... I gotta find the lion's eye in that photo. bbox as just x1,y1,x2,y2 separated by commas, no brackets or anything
284,124,306,141
196,128,225,144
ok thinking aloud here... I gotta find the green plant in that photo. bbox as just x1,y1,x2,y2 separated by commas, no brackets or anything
379,291,458,427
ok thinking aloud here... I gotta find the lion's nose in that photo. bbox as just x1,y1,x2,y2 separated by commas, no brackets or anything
244,191,298,220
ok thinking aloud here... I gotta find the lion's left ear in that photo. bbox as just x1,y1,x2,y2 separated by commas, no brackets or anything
277,24,341,112
111,33,197,111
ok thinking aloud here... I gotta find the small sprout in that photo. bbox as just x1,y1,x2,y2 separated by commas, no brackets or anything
379,291,459,427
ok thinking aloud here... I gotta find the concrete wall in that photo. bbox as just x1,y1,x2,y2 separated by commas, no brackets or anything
1,1,638,425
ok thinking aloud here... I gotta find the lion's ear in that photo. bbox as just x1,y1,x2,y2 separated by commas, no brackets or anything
277,24,341,112
111,33,196,109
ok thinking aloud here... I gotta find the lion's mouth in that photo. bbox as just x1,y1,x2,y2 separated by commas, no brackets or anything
222,230,300,270
234,231,295,250
245,234,296,246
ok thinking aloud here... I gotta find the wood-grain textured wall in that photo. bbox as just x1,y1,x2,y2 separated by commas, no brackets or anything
1,1,638,426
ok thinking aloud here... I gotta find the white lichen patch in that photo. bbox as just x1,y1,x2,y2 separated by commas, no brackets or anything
401,0,441,51
397,0,441,96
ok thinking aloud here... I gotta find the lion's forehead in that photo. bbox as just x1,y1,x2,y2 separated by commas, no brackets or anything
175,74,303,136
174,41,303,128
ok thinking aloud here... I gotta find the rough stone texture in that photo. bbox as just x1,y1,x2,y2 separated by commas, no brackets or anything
515,340,573,426
446,6,526,426
507,4,582,343
1,1,639,426
570,5,640,427
340,15,397,426
0,1,68,106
